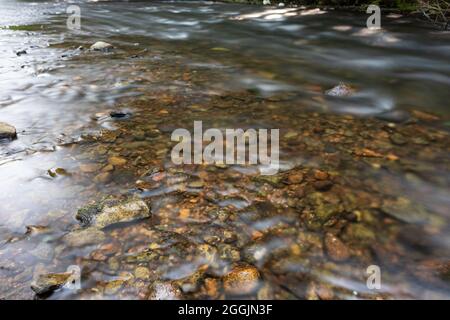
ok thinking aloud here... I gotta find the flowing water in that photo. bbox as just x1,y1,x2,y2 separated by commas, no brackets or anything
0,0,449,299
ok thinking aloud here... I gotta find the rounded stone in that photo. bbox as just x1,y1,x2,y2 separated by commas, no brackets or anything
0,122,17,140
90,41,113,51
324,233,350,262
135,266,151,280
223,265,261,296
108,156,127,166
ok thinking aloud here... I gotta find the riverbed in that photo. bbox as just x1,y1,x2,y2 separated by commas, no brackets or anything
0,0,449,299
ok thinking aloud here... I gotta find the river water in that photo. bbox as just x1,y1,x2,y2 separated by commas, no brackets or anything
0,0,449,299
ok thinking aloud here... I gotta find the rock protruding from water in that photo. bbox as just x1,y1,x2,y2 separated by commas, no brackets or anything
76,196,151,229
31,272,72,295
0,122,17,140
325,83,354,97
90,41,113,52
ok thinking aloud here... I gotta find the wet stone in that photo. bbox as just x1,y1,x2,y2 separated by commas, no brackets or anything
325,83,354,97
76,197,151,229
324,233,350,262
110,110,132,119
63,227,106,247
0,122,17,140
25,225,51,236
94,172,112,183
390,133,407,145
134,266,151,280
90,41,113,52
104,279,125,295
31,272,72,295
147,281,182,300
314,170,329,181
108,156,127,166
80,163,102,173
223,265,261,296
380,197,431,224
375,110,410,123
16,49,27,56
313,180,333,191
287,172,304,184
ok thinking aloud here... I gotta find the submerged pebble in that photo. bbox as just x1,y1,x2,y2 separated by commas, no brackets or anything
223,265,261,296
108,156,127,166
376,110,410,123
76,197,151,229
63,227,106,247
324,233,350,262
25,225,51,236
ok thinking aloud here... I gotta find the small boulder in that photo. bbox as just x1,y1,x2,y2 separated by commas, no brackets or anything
90,41,113,52
31,272,72,295
0,122,17,140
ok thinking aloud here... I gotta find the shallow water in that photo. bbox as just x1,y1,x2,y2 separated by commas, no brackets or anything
0,0,449,299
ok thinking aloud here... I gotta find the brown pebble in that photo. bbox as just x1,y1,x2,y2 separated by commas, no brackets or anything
94,172,112,183
25,225,50,236
314,170,328,180
287,172,304,184
204,278,219,298
223,265,261,296
108,156,127,166
411,110,440,121
324,233,350,262
315,283,334,300
80,163,101,173
313,180,333,191
102,164,114,172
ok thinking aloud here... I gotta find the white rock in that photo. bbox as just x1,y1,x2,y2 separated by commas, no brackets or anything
278,2,285,7
90,41,113,51
263,0,271,5
0,122,17,140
